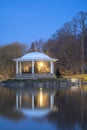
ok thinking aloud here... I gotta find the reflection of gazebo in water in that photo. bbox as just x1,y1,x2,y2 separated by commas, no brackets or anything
13,52,58,79
15,88,58,117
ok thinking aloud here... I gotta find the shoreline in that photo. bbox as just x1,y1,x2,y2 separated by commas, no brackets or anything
0,78,73,88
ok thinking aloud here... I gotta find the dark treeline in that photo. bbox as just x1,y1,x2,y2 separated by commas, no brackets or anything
43,11,87,75
0,11,87,79
29,11,87,75
0,43,26,79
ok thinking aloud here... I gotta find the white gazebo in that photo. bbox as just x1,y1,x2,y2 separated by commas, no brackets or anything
13,52,58,79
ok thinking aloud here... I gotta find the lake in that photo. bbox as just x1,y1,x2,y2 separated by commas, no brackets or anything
0,85,87,130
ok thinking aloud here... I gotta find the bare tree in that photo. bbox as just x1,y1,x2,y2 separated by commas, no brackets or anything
0,42,26,79
76,12,87,73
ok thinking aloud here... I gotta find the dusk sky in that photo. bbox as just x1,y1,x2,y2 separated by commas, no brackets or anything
0,0,87,46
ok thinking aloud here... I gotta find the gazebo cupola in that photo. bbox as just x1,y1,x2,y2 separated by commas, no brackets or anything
13,52,58,79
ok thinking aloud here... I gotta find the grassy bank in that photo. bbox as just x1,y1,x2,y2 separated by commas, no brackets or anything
63,74,87,81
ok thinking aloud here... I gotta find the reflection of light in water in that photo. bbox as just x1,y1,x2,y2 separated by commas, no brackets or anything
70,85,79,91
40,88,43,107
81,85,87,92
15,89,58,118
37,88,49,108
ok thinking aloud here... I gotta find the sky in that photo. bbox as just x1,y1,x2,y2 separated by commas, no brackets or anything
0,0,87,46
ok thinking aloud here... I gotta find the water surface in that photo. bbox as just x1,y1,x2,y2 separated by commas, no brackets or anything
0,85,87,130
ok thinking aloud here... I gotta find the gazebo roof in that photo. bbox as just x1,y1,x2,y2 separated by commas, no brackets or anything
13,52,58,61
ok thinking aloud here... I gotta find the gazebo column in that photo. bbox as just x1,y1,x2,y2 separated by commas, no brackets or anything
16,61,18,74
50,60,54,73
32,60,34,74
19,61,22,74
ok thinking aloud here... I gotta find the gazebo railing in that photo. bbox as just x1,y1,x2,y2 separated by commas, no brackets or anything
16,73,55,79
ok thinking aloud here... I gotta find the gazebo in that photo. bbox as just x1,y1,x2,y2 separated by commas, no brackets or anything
13,52,58,79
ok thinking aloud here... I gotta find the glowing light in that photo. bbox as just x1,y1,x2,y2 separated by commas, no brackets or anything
23,66,29,72
39,62,44,67
37,61,50,73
